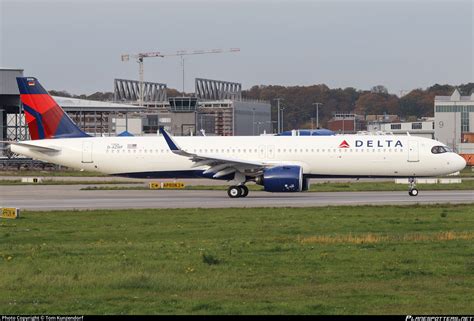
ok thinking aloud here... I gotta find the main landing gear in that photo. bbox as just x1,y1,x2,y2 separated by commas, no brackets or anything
227,185,249,198
408,177,419,197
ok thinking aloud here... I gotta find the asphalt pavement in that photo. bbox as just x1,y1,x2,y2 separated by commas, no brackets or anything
1,184,472,210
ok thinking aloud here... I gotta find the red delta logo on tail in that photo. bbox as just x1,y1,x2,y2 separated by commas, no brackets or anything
16,77,88,140
339,140,350,148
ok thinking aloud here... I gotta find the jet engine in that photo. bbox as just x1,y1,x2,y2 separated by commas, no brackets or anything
256,165,308,192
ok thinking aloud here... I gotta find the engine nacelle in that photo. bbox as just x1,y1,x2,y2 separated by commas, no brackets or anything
256,165,303,192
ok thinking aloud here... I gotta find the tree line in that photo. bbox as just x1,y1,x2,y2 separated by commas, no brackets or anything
242,83,474,130
50,82,474,130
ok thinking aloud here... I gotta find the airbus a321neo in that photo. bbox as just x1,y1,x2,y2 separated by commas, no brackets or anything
6,77,466,198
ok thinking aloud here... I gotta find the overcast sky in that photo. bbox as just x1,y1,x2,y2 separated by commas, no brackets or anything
0,0,472,95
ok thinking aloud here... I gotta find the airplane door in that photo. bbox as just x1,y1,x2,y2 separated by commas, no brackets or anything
408,141,419,162
267,145,275,159
258,145,266,159
82,141,93,163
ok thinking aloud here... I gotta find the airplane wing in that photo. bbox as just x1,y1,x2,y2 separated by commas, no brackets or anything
159,127,266,178
1,141,61,153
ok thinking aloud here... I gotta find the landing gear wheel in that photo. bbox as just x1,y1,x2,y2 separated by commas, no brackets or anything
227,185,242,198
408,177,418,197
240,185,249,198
409,188,419,197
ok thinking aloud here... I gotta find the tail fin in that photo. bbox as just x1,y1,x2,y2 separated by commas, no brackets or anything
16,77,89,140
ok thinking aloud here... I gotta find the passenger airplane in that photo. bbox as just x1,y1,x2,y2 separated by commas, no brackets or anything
5,77,466,198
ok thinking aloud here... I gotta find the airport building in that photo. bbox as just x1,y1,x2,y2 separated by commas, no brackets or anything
327,113,365,134
0,68,26,145
113,78,271,136
435,89,474,164
366,119,435,139
0,68,271,159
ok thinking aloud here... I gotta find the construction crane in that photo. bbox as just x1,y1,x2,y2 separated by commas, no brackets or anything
121,52,163,106
121,48,240,106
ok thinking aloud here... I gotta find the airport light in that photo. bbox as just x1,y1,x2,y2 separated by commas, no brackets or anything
274,98,284,133
312,102,323,129
280,107,286,132
252,108,256,135
255,121,263,135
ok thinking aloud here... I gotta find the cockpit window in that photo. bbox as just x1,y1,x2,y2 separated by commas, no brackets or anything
431,146,450,154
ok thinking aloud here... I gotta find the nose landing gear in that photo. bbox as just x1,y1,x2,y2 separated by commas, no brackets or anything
408,177,418,196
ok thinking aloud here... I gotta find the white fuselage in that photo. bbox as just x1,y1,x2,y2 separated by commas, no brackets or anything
11,134,466,179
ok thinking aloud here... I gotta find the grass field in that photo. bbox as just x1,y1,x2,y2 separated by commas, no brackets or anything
0,170,107,177
1,205,474,315
0,180,141,186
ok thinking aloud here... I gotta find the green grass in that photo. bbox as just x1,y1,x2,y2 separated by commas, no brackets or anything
0,179,142,185
80,180,474,192
0,170,107,177
1,204,474,315
460,166,474,177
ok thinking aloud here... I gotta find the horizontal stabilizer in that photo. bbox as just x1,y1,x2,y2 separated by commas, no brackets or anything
2,141,61,153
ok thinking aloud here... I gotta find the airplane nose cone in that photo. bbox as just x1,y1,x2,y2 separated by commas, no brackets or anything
453,154,467,172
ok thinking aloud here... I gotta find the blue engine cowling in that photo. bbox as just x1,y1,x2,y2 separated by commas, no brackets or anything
257,165,303,192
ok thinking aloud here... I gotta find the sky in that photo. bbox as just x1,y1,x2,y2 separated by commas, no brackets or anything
0,0,472,95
